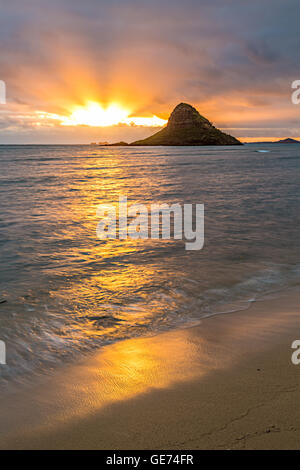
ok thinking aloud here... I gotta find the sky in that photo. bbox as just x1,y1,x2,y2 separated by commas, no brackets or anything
0,0,299,144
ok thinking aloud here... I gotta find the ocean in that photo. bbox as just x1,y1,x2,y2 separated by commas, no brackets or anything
0,144,300,386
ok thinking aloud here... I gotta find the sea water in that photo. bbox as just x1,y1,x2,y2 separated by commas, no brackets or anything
0,143,299,385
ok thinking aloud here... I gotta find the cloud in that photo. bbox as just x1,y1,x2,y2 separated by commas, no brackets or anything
0,0,299,142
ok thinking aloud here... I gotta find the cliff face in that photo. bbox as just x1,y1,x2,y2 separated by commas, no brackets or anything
131,103,242,146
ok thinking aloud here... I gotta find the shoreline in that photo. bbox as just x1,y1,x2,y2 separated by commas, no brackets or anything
1,288,300,449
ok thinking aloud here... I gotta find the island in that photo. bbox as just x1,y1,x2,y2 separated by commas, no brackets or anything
98,103,242,147
246,138,300,144
131,103,242,146
276,138,300,144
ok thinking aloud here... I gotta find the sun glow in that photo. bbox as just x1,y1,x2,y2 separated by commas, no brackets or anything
48,102,167,128
61,103,129,127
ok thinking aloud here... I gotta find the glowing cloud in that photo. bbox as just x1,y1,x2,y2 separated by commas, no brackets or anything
43,102,167,128
61,103,129,127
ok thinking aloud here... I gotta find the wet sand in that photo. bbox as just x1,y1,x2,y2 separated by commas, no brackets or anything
1,289,300,449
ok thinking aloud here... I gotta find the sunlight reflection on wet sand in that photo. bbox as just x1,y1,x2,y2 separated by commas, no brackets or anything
1,289,300,448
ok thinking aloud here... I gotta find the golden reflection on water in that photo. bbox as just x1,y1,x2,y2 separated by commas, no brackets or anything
48,149,188,346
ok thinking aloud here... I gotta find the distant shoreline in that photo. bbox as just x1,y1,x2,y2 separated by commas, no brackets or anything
0,142,297,146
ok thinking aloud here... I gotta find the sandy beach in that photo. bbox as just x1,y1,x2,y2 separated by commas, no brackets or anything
0,289,299,450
